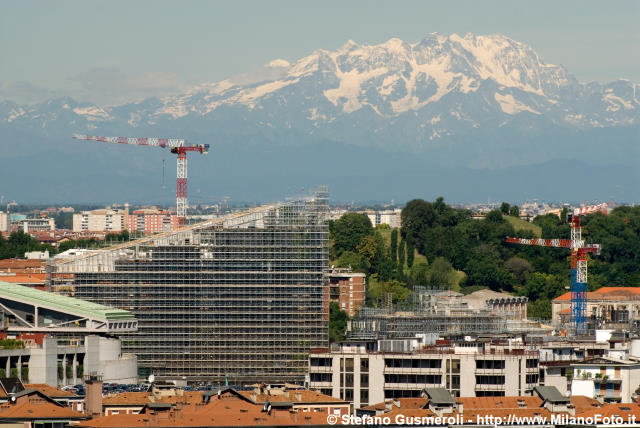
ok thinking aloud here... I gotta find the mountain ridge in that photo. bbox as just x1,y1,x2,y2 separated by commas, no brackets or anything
1,33,639,202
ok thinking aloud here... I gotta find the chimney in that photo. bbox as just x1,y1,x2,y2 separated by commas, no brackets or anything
84,374,103,417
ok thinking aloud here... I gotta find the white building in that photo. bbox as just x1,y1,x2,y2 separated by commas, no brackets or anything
365,209,402,228
19,218,55,232
309,339,540,409
73,209,126,232
0,211,8,232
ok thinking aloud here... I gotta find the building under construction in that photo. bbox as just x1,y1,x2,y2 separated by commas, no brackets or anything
348,287,544,340
48,188,330,384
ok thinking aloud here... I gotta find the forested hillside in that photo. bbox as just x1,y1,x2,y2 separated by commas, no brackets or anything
329,198,640,321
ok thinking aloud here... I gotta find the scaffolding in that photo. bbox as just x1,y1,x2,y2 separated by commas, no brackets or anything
348,287,548,339
47,188,330,384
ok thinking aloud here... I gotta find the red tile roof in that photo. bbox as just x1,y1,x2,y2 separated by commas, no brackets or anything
0,398,86,420
237,389,346,404
102,391,203,406
0,274,46,284
554,286,640,302
24,384,82,398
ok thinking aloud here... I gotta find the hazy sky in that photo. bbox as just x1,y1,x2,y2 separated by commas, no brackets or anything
1,0,638,105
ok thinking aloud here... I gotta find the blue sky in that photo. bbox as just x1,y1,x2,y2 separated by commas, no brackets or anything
1,0,638,105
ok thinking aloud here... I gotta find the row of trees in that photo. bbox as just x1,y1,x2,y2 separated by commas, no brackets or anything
0,230,133,260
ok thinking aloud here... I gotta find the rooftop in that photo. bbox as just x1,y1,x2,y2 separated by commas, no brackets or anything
0,281,135,322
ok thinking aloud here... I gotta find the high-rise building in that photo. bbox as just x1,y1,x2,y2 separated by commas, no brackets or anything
49,189,330,384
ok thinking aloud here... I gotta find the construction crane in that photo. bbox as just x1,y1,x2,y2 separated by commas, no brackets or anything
505,203,608,334
72,134,209,224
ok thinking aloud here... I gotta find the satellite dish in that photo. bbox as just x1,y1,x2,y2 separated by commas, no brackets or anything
148,374,155,383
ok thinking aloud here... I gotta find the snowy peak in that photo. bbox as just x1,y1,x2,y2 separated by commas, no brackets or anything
1,33,638,150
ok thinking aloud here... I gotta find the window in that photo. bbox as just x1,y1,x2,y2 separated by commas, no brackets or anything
384,358,441,368
526,359,538,369
345,358,354,372
345,389,353,401
476,360,506,370
526,374,539,384
310,373,332,382
360,390,369,404
310,358,332,367
361,374,369,387
384,374,442,384
344,374,354,387
360,359,369,373
475,375,505,385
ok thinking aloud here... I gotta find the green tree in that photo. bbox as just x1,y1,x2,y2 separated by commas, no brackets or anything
527,299,551,320
463,245,514,291
500,202,511,215
523,272,566,301
428,257,455,289
407,262,429,288
330,213,373,258
390,229,398,264
336,251,364,271
398,239,405,268
505,256,534,284
329,302,348,343
356,235,378,271
509,205,520,217
406,236,415,268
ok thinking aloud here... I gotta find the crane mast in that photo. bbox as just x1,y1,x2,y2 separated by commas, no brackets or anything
506,203,607,334
72,134,209,224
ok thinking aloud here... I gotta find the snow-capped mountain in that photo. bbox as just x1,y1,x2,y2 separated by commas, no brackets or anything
2,33,640,202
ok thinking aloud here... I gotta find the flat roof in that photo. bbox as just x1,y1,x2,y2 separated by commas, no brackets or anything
0,281,135,322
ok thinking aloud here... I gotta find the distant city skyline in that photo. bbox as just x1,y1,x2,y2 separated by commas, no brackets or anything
1,0,638,105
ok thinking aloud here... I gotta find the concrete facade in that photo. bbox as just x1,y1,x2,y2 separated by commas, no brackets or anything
73,210,125,233
309,341,540,409
0,335,137,387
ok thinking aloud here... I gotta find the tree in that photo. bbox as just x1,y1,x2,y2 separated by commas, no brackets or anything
398,239,405,268
523,272,566,301
505,257,534,284
463,245,514,291
406,236,415,268
500,202,511,215
356,235,378,271
428,257,455,289
330,213,373,257
527,299,551,320
509,205,520,217
336,251,364,272
329,302,348,343
407,262,429,288
401,199,436,241
390,229,398,264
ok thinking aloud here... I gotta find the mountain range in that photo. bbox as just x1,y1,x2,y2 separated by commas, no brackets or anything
1,33,639,203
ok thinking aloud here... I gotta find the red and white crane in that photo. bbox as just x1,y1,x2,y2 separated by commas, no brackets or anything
72,134,210,224
506,203,607,334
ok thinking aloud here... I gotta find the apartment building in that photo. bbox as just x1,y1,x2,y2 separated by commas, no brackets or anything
308,339,540,410
73,209,126,232
364,209,402,228
328,268,366,317
126,209,180,233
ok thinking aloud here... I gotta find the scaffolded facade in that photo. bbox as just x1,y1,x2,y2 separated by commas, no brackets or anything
48,189,330,384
